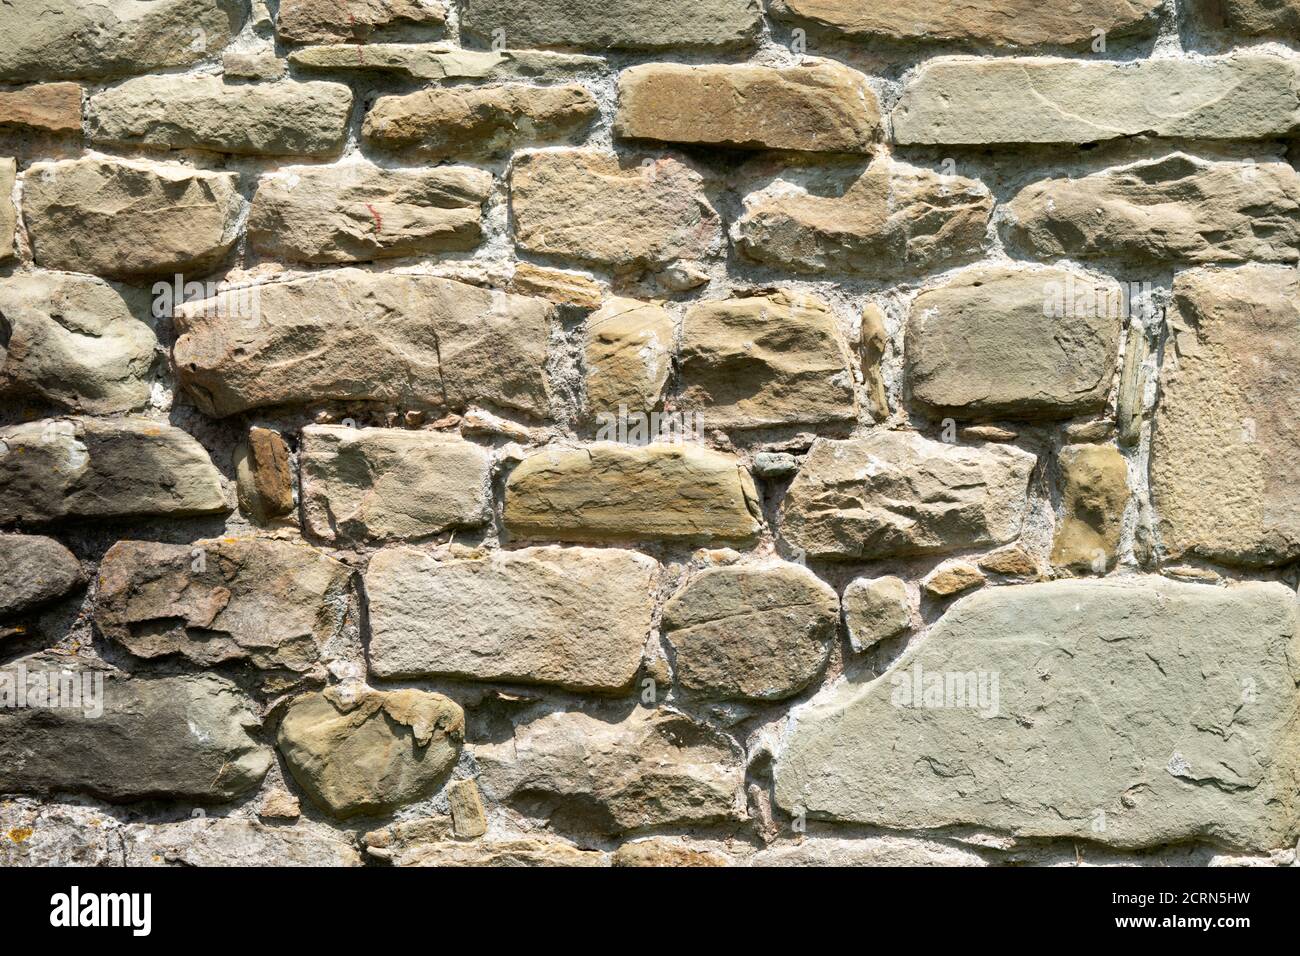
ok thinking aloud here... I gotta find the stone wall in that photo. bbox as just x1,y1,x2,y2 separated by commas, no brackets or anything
1,0,1297,867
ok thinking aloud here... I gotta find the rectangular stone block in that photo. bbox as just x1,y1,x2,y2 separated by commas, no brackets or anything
0,158,13,263
0,82,82,134
367,545,657,691
460,0,762,51
277,0,446,44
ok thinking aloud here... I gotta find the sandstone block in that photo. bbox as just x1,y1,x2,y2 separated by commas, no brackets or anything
842,575,910,652
364,84,598,159
0,158,12,262
0,271,157,414
90,75,353,158
1051,444,1129,572
173,270,553,419
301,426,492,542
0,535,83,619
277,0,446,43
905,266,1122,420
0,83,82,134
616,60,878,153
249,164,491,264
678,291,856,430
504,443,761,544
1152,265,1300,566
920,560,984,599
23,157,240,278
290,43,601,81
235,427,294,522
460,0,762,51
0,417,226,525
774,578,1300,852
510,149,721,271
95,537,354,671
277,685,464,818
663,562,839,702
779,431,1035,561
584,298,673,416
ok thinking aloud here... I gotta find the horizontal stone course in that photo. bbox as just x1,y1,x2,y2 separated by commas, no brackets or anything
460,0,762,51
277,0,446,44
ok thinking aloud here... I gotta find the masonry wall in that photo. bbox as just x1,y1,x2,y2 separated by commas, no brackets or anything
0,0,1297,867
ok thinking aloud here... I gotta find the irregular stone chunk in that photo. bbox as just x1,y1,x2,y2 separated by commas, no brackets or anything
461,0,762,51
613,838,731,867
126,818,362,867
278,0,446,43
750,836,987,867
1051,444,1129,572
735,159,992,278
779,431,1035,561
663,563,839,702
90,75,353,158
905,266,1122,420
921,560,984,599
1152,265,1300,566
1223,0,1300,34
235,427,294,522
584,298,673,416
258,789,301,820
0,158,12,262
860,304,889,420
223,49,287,80
368,546,656,692
977,544,1039,578
773,0,1161,47
0,667,271,803
397,837,606,867
301,426,491,543
173,270,553,419
290,43,602,81
510,149,722,271
505,443,761,544
0,0,244,82
678,291,856,430
892,56,1300,145
616,61,878,153
449,779,488,839
364,84,598,159
0,272,157,414
842,575,910,652
249,164,490,264
510,263,603,309
0,83,82,134
23,157,240,278
774,578,1300,852
0,417,226,525
1006,154,1300,264
0,535,83,619
476,707,744,835
95,537,353,671
276,685,464,818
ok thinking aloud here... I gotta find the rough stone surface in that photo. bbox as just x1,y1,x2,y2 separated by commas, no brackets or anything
235,427,294,522
248,164,491,263
364,84,598,160
905,266,1122,420
0,0,244,82
773,0,1161,47
774,578,1300,852
89,76,353,158
678,291,856,430
584,298,673,416
1006,154,1300,264
277,0,446,43
460,0,762,51
921,559,984,598
0,417,226,525
449,779,488,839
0,158,12,262
290,43,602,81
510,263,603,309
842,575,910,652
396,837,606,867
1223,0,1300,34
1051,444,1129,572
127,818,362,867
511,149,722,271
663,562,839,701
613,838,732,867
94,537,353,671
367,545,656,692
301,426,491,543
735,158,992,277
1152,265,1300,566
892,56,1300,145
505,443,761,544
0,83,82,134
860,304,889,419
0,667,271,803
0,535,83,619
779,431,1036,561
476,707,745,834
173,270,553,418
978,544,1039,578
23,157,241,278
0,271,158,414
276,685,464,819
616,61,878,153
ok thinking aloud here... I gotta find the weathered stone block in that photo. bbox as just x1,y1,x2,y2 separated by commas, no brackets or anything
0,83,82,134
0,535,83,619
235,427,294,522
460,0,762,51
842,575,910,652
584,298,673,416
1051,444,1129,572
290,43,601,81
277,0,446,44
